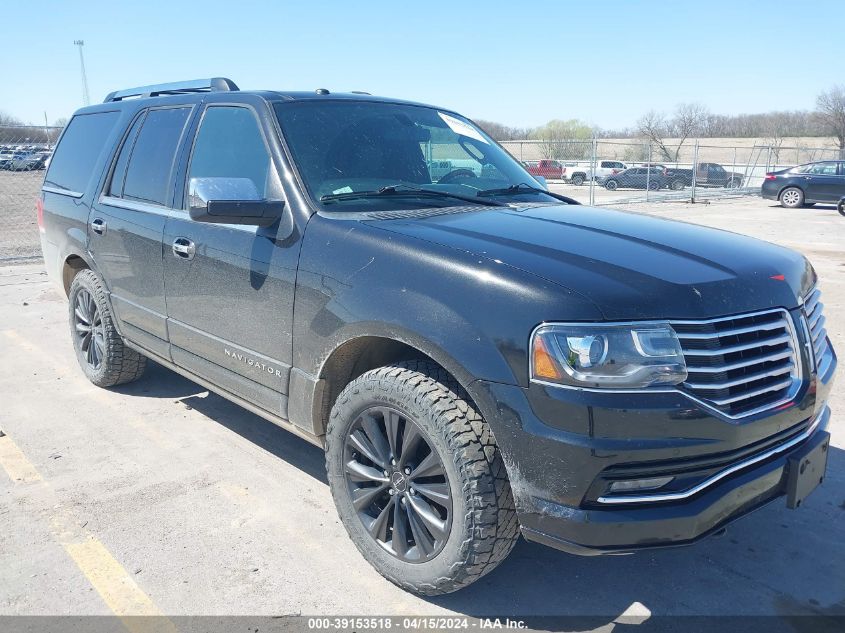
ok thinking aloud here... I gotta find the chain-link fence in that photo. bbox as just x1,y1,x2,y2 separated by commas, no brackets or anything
0,125,62,263
499,138,842,206
1,124,841,263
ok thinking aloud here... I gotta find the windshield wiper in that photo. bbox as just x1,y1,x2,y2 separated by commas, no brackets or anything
320,184,507,207
476,183,580,205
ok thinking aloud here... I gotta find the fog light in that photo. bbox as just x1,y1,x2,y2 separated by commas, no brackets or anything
609,476,674,493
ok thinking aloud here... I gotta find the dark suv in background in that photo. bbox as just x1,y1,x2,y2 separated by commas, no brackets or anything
39,78,836,595
762,160,845,207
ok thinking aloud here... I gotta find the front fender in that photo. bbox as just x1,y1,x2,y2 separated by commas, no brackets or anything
292,214,603,388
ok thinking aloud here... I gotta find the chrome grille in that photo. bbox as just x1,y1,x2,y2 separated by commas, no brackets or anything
803,288,830,369
672,310,799,417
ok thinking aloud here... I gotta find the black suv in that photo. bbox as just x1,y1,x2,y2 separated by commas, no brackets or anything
39,78,836,595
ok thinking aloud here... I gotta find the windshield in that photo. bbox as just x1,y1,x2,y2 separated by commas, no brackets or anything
273,100,559,211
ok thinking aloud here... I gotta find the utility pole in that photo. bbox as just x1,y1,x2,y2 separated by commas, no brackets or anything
74,40,90,106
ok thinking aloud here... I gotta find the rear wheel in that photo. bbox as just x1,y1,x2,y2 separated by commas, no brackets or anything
68,269,147,387
571,174,585,186
647,180,660,191
605,179,618,191
325,361,518,595
779,187,804,208
670,179,685,190
838,200,845,216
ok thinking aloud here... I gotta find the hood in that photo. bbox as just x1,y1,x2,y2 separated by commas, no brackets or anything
367,204,815,320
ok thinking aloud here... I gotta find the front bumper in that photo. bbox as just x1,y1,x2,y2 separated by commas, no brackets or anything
522,407,829,555
470,340,835,556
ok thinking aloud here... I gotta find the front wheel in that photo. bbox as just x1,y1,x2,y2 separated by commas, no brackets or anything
838,200,845,216
571,174,585,186
325,361,518,595
68,269,147,387
670,179,685,190
779,187,804,208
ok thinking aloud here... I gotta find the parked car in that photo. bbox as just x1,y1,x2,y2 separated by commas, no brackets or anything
663,162,744,190
565,160,627,186
762,161,845,208
5,151,48,171
40,77,835,596
601,166,670,190
524,159,565,180
0,149,17,169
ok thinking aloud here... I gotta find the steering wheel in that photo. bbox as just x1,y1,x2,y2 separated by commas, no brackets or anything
438,168,477,184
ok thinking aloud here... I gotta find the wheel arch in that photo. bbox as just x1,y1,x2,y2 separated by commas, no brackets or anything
61,253,91,296
306,331,481,439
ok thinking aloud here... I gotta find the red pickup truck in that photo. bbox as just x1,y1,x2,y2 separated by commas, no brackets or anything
524,159,565,180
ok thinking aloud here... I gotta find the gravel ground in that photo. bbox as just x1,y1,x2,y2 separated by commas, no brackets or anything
0,197,843,628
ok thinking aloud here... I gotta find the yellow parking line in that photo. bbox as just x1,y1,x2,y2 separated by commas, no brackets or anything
64,540,175,623
0,435,42,483
0,432,176,632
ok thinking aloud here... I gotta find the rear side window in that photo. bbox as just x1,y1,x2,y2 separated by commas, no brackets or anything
122,107,191,206
44,111,120,194
808,162,837,175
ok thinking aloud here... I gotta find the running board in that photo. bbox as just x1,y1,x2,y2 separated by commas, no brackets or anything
123,339,324,448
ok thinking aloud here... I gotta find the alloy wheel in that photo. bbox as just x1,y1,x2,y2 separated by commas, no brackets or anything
74,289,105,370
343,406,452,563
782,189,801,207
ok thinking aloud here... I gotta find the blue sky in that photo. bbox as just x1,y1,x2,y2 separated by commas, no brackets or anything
3,0,843,129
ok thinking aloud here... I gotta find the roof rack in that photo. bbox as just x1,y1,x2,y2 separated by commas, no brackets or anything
103,77,239,103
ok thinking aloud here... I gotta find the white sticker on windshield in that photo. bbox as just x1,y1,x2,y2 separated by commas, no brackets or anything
332,186,353,194
438,112,489,145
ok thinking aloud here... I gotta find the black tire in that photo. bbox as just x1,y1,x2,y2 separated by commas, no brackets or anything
571,173,585,186
779,187,804,208
838,200,845,216
68,269,147,387
670,179,685,190
647,180,660,191
325,360,518,595
605,179,618,191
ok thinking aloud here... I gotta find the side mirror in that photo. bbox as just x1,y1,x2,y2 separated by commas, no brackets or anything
533,175,548,190
188,177,284,227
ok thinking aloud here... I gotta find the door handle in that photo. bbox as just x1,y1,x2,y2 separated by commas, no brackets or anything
90,218,107,235
172,237,196,260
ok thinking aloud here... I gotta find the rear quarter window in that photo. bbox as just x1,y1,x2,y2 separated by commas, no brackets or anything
44,111,120,195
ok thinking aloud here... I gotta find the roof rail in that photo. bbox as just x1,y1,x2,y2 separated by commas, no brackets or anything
103,77,239,103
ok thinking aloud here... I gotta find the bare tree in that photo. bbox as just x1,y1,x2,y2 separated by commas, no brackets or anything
816,85,845,158
761,114,787,164
636,110,675,162
669,103,709,159
637,103,709,162
474,119,530,141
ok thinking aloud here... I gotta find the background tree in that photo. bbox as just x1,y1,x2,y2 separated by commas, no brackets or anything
474,119,530,142
816,85,845,158
637,103,708,162
530,119,593,160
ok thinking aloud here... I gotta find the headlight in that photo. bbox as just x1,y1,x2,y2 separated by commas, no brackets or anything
531,323,687,389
